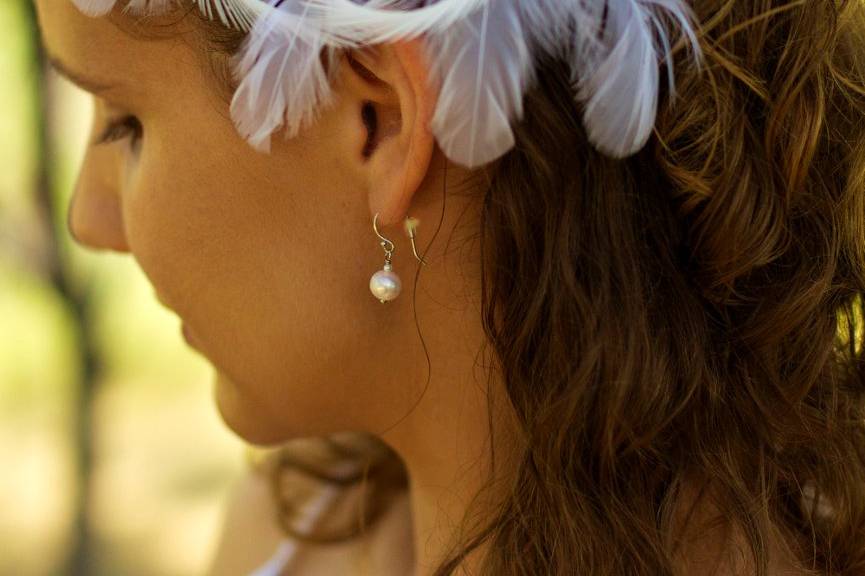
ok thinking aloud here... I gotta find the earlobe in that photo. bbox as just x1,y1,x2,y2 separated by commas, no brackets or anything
366,38,439,229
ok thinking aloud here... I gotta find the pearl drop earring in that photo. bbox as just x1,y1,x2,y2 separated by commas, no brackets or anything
369,213,400,303
369,212,426,304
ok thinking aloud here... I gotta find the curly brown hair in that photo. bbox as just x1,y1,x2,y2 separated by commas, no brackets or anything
462,2,865,573
116,1,865,574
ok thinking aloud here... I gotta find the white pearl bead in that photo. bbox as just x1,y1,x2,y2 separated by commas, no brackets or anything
370,269,402,303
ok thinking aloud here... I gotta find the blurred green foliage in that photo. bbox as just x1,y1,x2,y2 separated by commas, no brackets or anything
0,2,247,575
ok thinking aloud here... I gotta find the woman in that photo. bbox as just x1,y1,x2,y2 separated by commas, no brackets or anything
33,0,865,574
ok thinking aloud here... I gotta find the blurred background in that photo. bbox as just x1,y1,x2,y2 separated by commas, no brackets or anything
0,1,249,574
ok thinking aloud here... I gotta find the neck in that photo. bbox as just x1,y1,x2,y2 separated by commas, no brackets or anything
380,303,522,576
374,173,522,575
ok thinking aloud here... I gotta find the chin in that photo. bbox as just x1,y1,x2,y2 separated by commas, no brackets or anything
211,370,290,447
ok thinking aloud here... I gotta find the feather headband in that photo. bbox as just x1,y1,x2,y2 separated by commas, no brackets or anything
69,0,705,168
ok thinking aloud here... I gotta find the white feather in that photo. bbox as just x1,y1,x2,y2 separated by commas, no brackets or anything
303,0,489,45
69,0,706,164
70,0,261,31
192,0,263,31
70,0,122,16
296,0,537,166
427,0,534,168
123,0,179,17
287,0,702,163
519,0,597,60
571,0,704,158
229,0,335,153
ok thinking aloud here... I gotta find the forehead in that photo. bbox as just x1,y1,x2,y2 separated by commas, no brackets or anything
33,0,197,99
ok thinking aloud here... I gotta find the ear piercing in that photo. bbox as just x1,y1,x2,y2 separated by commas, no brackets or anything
369,213,426,303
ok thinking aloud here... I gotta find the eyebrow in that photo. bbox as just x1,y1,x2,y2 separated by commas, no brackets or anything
47,54,116,94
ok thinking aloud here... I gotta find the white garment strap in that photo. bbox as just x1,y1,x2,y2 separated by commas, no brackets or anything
248,484,343,576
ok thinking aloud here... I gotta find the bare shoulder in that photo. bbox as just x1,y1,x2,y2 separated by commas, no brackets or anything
203,453,289,576
283,486,414,576
204,445,414,576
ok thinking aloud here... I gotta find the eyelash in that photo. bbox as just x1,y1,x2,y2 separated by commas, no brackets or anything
95,115,143,147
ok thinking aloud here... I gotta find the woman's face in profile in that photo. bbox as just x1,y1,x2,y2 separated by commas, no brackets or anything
33,0,459,446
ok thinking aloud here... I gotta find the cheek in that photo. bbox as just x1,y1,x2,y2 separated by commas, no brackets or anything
122,132,381,440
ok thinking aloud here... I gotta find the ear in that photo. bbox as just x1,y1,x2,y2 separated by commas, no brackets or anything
342,38,439,228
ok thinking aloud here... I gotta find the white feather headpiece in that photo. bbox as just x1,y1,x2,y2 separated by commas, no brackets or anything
69,0,705,168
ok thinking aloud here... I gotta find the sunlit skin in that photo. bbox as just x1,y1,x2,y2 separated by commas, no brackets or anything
32,2,819,575
33,1,524,573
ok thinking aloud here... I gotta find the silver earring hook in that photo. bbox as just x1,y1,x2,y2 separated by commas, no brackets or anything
403,217,427,266
373,213,427,266
373,213,394,263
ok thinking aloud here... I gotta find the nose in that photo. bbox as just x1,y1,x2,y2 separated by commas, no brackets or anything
67,188,129,252
67,148,130,253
